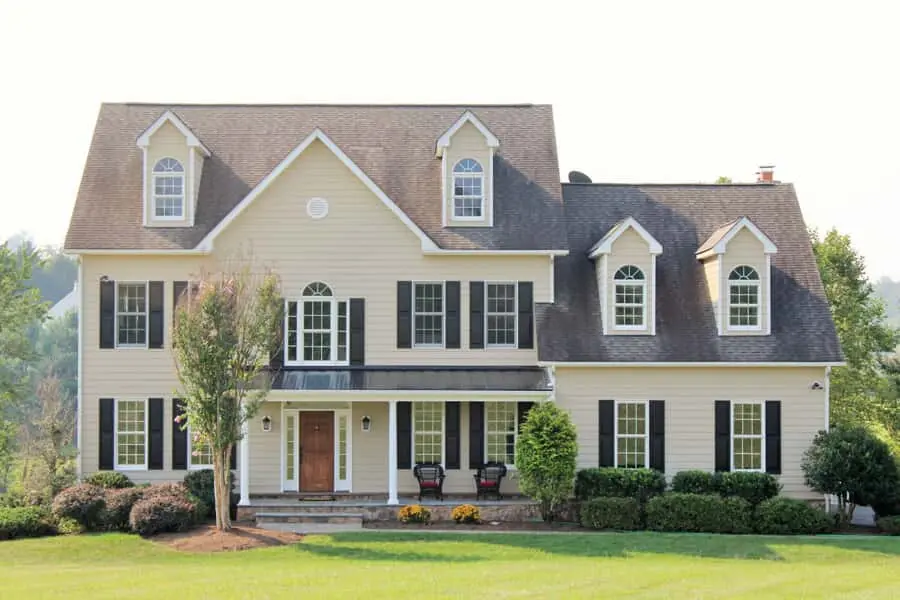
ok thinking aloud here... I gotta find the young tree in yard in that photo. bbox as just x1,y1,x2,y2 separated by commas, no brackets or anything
516,402,578,522
172,268,282,530
21,376,76,498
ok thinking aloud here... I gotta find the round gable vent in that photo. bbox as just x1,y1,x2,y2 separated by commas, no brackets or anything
306,197,329,219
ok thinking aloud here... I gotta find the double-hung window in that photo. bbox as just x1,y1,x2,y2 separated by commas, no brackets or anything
115,399,147,470
413,282,444,347
728,266,760,329
732,402,764,471
452,158,484,219
485,402,517,466
152,157,185,218
486,283,517,347
615,401,648,468
116,282,148,348
188,427,214,469
613,266,646,328
285,282,348,365
413,402,444,465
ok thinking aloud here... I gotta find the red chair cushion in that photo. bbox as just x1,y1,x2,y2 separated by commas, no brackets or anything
420,481,440,488
478,481,497,488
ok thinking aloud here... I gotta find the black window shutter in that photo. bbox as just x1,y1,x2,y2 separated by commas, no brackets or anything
517,282,534,349
445,402,460,469
468,401,485,469
148,281,165,349
397,282,412,349
349,298,365,366
99,398,115,470
148,398,164,470
517,402,534,433
598,400,615,467
230,445,237,470
172,399,188,470
397,401,412,469
172,281,187,348
765,400,782,474
270,298,285,370
715,400,731,472
100,280,116,349
649,400,665,472
445,282,461,349
469,281,485,349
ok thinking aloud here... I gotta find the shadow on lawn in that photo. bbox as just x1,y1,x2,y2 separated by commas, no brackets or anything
292,538,484,563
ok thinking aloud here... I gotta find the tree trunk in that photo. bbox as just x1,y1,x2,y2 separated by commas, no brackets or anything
213,448,233,531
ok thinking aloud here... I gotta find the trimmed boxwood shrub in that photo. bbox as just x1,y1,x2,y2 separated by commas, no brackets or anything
574,468,667,504
646,493,752,534
102,488,145,531
129,495,196,537
51,484,106,530
580,497,641,531
183,469,235,520
671,470,722,495
718,472,780,506
754,497,833,535
84,472,134,489
0,507,56,540
876,515,900,535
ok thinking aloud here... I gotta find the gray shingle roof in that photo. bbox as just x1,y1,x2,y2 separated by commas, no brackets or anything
272,368,551,392
696,218,741,255
65,104,566,251
536,183,843,363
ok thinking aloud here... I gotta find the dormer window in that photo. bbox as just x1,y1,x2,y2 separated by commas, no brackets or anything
728,266,760,329
613,266,646,328
152,158,185,219
452,159,484,219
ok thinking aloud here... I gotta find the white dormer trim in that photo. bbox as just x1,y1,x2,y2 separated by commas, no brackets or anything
136,110,211,156
588,217,663,258
435,111,500,157
696,217,778,259
196,129,439,252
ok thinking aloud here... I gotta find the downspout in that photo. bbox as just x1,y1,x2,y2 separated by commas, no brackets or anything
76,257,84,479
824,365,832,512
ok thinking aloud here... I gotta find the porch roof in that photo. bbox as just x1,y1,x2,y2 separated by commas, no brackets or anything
270,367,552,392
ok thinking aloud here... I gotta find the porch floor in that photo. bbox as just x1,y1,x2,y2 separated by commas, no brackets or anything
247,496,534,508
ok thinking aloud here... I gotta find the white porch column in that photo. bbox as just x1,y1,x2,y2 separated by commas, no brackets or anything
387,399,399,505
238,419,251,506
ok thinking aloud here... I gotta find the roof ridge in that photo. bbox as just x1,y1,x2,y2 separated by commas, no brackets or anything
106,102,543,109
562,182,791,187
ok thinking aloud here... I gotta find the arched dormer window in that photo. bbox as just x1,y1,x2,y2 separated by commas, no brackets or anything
152,158,184,218
613,265,646,328
452,158,484,219
285,282,348,364
728,266,760,329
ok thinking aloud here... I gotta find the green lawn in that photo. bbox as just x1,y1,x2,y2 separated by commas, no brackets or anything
0,531,898,599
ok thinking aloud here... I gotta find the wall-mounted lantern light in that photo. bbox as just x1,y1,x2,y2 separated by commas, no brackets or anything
261,415,272,432
361,415,372,432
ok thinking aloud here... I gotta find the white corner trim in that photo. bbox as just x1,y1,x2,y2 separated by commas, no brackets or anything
140,146,149,227
716,254,724,335
435,110,500,157
440,152,448,227
650,254,657,336
75,258,84,479
697,216,778,259
488,146,495,227
136,110,211,156
600,255,609,335
765,254,772,335
187,146,196,227
538,361,846,368
196,128,439,253
589,217,663,258
549,255,555,303
824,366,832,432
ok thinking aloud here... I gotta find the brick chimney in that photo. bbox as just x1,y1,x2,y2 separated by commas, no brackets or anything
756,165,775,183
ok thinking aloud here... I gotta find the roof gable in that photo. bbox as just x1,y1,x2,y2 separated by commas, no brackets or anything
435,111,500,157
588,217,663,258
696,216,777,258
136,110,210,156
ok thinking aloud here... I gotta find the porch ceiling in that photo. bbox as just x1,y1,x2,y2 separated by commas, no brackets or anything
271,367,551,392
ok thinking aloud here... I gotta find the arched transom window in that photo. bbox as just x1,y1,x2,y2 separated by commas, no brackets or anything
152,158,184,218
728,266,760,328
613,265,646,328
452,158,484,219
285,282,348,364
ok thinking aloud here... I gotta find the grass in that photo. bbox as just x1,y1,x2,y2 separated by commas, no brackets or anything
0,531,899,599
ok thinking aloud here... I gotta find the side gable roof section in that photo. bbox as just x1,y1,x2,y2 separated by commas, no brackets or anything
196,128,440,253
136,110,211,156
588,217,663,258
435,110,500,157
696,216,777,259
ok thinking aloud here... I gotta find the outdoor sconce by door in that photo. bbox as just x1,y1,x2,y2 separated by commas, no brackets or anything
361,415,372,432
261,415,272,432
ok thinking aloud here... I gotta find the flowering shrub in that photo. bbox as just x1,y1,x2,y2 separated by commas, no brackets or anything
129,495,196,537
140,482,190,501
102,488,145,531
451,504,481,524
52,484,106,530
398,504,431,524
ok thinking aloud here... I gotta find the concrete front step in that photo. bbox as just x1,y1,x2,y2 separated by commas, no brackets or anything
255,512,364,533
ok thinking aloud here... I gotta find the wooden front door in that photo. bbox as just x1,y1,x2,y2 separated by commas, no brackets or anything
300,412,334,492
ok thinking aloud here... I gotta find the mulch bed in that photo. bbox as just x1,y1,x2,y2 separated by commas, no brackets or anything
364,520,584,532
154,523,303,552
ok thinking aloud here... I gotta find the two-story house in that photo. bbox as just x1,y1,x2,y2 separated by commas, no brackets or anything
64,104,842,507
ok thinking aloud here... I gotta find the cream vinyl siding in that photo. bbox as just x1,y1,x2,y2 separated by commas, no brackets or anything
701,257,721,332
191,147,204,221
144,122,192,228
554,366,826,499
720,228,769,335
443,122,492,227
605,228,654,335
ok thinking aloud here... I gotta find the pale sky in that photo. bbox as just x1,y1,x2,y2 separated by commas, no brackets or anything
2,1,898,277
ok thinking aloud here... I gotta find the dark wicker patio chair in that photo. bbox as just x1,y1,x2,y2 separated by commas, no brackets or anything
413,462,446,501
473,461,507,500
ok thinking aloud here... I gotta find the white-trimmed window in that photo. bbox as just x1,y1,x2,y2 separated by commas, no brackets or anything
115,399,147,470
732,402,764,471
188,427,214,469
413,282,444,347
285,282,348,364
152,158,185,218
728,266,760,329
116,282,148,348
615,401,648,468
613,266,646,328
485,402,517,466
413,402,444,465
486,283,517,347
452,158,484,219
